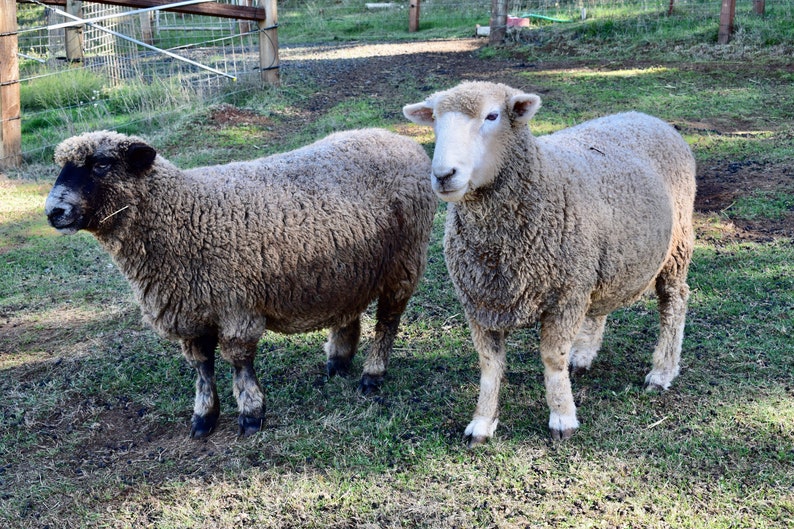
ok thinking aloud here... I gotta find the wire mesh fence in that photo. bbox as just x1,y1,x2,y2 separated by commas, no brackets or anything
18,1,261,84
7,0,794,166
15,0,265,162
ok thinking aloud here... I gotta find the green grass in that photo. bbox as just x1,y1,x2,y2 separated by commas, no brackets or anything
1,197,792,526
3,138,793,527
727,191,794,221
508,0,794,62
277,0,485,42
19,71,198,163
13,0,794,166
19,69,106,112
514,65,794,167
155,86,394,167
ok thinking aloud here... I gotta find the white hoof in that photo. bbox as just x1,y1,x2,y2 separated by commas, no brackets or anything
548,411,579,441
644,369,678,391
464,416,498,446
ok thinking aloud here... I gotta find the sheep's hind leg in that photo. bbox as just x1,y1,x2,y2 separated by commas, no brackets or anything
325,317,361,378
221,336,266,437
359,291,410,394
644,257,691,391
465,323,506,448
569,315,607,376
182,335,220,439
232,360,265,436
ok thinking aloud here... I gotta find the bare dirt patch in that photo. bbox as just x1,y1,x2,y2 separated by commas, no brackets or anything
695,160,794,240
208,103,275,128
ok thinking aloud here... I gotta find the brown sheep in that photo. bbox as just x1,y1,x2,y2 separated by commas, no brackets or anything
45,128,435,438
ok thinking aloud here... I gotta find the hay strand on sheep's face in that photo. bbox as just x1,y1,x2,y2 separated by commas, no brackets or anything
100,205,130,224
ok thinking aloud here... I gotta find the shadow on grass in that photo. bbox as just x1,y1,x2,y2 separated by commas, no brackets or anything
1,236,792,527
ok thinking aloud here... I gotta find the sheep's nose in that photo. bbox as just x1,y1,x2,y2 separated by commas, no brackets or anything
45,202,72,226
48,206,66,219
434,167,456,186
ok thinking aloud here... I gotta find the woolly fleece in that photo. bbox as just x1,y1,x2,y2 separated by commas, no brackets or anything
48,128,435,435
52,128,434,340
405,81,696,443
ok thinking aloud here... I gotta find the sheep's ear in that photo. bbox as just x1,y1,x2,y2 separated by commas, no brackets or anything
510,93,542,124
126,142,157,173
403,102,435,126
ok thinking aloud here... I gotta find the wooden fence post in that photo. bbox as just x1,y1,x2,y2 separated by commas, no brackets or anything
140,11,155,45
65,0,84,62
409,0,420,32
718,0,736,44
239,0,253,38
258,0,279,86
489,0,507,45
753,0,765,15
1,0,22,170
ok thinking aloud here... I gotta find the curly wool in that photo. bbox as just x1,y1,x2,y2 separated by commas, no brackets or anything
444,104,696,329
405,80,696,442
53,128,435,345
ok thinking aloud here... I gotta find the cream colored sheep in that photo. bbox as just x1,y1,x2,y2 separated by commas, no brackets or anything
45,128,435,438
404,81,696,445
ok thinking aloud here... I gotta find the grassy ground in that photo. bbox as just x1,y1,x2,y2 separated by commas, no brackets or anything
3,175,792,528
2,9,794,529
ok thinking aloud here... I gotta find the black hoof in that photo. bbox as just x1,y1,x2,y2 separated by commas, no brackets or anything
190,413,218,439
238,414,264,437
465,434,490,449
550,427,576,441
327,358,352,378
358,374,384,395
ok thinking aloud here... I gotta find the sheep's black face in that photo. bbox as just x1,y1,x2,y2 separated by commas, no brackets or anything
45,142,156,234
45,160,97,234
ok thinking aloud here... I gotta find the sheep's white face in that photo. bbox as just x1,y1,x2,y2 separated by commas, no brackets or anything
429,108,503,202
403,82,541,203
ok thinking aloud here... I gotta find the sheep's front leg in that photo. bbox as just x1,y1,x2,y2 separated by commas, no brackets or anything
181,335,220,439
464,322,506,448
540,314,586,441
220,335,266,437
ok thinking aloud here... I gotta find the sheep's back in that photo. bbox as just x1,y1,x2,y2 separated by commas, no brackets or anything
539,112,695,203
188,128,428,196
537,111,696,313
140,129,434,337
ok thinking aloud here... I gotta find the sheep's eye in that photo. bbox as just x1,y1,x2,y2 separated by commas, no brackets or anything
485,112,499,122
92,161,112,175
